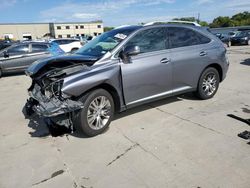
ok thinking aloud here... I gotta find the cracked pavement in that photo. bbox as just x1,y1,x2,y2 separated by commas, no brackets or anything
0,46,250,188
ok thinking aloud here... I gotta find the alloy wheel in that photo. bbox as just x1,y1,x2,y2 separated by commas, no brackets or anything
202,73,217,96
87,96,111,130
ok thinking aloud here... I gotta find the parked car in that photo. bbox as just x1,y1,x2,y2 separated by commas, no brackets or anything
0,39,17,51
73,36,93,45
25,24,229,136
215,33,231,47
0,42,12,51
231,31,250,45
0,42,51,77
228,31,238,38
50,38,82,53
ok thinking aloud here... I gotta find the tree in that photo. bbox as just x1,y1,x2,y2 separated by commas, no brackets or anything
199,21,209,27
104,27,114,32
231,11,250,26
209,16,234,28
173,17,197,22
210,11,250,28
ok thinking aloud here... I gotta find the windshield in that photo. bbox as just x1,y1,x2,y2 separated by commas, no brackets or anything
235,31,248,37
75,26,140,58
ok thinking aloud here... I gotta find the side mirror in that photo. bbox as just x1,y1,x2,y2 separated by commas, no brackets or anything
123,45,140,56
3,51,9,58
120,45,140,63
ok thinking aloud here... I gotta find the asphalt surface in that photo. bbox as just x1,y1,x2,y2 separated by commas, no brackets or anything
0,46,250,188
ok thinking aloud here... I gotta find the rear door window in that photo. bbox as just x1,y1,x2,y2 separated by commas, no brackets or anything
32,44,49,52
125,27,168,54
169,27,211,49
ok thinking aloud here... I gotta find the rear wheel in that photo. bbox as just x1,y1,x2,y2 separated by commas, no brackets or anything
0,69,2,78
70,48,79,53
74,89,114,137
196,67,220,100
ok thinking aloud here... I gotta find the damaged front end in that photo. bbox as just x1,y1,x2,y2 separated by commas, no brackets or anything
28,83,83,117
25,55,97,130
26,77,83,130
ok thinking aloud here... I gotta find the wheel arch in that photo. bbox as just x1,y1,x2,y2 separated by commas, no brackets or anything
204,63,223,82
76,83,122,113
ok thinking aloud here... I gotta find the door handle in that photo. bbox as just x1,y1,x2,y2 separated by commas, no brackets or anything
160,58,170,64
200,51,207,56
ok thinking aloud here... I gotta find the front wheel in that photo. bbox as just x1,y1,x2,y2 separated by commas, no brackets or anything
196,67,220,100
74,89,114,137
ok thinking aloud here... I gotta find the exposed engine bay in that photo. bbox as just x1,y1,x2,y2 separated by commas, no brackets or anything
25,57,96,130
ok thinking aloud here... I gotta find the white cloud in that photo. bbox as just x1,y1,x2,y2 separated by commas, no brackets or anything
72,13,99,19
39,0,175,22
196,0,214,5
226,0,250,9
0,0,17,8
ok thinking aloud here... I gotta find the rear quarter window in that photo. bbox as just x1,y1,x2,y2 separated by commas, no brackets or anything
32,44,49,52
169,27,211,49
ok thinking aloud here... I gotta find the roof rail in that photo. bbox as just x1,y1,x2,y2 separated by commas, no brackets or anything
144,20,201,27
114,25,132,29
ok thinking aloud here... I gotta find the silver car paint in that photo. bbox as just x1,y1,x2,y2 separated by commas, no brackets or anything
0,43,51,73
60,24,228,111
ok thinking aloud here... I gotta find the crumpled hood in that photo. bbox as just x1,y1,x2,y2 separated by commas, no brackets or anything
26,53,98,77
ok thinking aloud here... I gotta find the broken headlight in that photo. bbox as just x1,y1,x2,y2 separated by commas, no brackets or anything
44,80,63,99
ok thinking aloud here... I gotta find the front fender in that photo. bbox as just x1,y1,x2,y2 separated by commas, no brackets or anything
62,62,123,100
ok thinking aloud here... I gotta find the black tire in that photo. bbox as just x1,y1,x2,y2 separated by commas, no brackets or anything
0,69,2,78
196,67,220,100
74,89,115,137
70,48,79,53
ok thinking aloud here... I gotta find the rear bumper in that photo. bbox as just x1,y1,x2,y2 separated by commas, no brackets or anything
231,39,247,45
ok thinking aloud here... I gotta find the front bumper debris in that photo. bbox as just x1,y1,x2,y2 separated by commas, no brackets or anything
29,84,83,117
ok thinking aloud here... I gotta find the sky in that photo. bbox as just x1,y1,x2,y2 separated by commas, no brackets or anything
0,0,250,26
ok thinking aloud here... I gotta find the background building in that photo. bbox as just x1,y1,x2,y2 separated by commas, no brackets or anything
54,22,103,38
0,21,103,40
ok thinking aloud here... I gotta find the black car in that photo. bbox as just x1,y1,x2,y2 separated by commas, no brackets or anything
0,42,51,77
0,43,12,51
0,40,17,51
231,31,250,45
215,33,231,47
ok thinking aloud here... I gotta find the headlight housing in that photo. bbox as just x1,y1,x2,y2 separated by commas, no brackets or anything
43,80,63,99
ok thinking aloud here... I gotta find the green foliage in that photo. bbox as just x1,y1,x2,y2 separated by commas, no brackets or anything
171,12,250,28
173,17,197,22
173,17,208,26
210,11,250,28
104,27,114,32
210,16,234,27
199,21,209,27
106,11,250,29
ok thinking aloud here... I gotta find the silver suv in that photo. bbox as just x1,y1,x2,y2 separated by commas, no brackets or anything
25,24,229,136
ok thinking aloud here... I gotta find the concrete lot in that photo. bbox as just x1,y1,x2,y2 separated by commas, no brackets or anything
0,46,250,188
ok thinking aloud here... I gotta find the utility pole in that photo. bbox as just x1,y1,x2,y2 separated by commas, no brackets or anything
197,13,200,23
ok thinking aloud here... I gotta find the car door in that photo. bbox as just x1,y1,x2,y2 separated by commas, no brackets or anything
0,44,29,73
168,27,212,92
21,43,51,69
120,27,172,106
